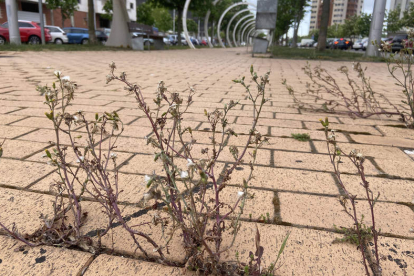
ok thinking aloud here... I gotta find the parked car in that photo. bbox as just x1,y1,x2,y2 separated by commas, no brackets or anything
131,32,153,46
163,37,171,45
332,38,353,50
167,35,177,45
353,38,368,51
389,34,408,52
95,30,108,44
0,20,52,45
63,27,89,44
45,25,68,44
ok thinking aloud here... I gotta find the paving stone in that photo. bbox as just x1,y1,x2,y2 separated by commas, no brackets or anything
0,139,48,159
0,159,54,188
0,236,92,276
278,192,414,237
84,254,184,275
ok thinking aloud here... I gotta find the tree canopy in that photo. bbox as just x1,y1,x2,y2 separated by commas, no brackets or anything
46,0,78,27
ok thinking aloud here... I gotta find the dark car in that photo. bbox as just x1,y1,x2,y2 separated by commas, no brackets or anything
389,34,408,52
95,30,108,44
332,38,352,50
0,20,52,45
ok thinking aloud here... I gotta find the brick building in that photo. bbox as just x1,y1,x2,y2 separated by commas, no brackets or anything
309,0,364,33
0,0,137,29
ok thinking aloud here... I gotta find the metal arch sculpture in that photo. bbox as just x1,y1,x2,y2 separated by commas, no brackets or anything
204,0,221,48
245,27,256,46
241,21,255,46
232,13,255,47
237,18,255,46
183,0,196,49
217,1,256,48
225,8,255,48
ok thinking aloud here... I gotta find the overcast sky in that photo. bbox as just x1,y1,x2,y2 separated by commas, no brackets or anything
246,0,391,36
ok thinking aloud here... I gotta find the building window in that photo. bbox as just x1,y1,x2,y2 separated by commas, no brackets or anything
78,0,81,3
130,3,134,9
21,2,39,13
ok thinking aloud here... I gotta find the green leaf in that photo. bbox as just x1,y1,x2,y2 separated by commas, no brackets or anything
95,113,99,120
250,65,254,74
45,149,52,159
273,232,290,266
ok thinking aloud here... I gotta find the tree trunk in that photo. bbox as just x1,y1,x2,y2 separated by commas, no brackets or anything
177,10,182,46
292,20,300,48
51,10,54,26
88,0,97,44
317,0,331,51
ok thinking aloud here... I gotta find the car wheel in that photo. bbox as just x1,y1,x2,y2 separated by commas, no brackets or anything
81,38,89,45
0,36,5,45
28,36,41,45
55,38,63,44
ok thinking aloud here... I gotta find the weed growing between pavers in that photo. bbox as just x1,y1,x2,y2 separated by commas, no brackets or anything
321,118,381,276
291,133,310,142
284,32,414,129
0,66,289,275
108,64,289,275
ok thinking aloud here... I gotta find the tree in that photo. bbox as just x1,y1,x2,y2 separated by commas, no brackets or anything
46,0,78,28
188,19,198,33
274,0,295,45
153,7,173,32
317,0,331,51
291,0,309,48
147,0,213,45
386,5,402,34
341,15,357,39
87,0,97,44
137,2,155,26
401,3,414,28
354,13,371,37
102,0,113,21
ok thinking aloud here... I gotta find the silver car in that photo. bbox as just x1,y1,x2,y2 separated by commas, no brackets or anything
45,25,68,44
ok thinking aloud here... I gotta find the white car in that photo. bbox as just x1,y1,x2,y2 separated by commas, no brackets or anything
45,25,68,44
353,38,368,51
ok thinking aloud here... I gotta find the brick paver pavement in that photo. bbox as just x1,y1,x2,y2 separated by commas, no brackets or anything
0,48,414,275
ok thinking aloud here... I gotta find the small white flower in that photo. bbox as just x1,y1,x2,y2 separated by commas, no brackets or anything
110,153,118,158
187,158,195,168
73,115,79,122
356,153,364,159
143,193,153,201
144,175,152,184
54,71,61,78
169,103,177,109
237,191,244,199
76,156,85,163
61,76,70,81
180,171,189,179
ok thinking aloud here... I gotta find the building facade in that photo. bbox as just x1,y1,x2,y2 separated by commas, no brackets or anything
390,0,414,19
309,0,363,33
0,0,136,29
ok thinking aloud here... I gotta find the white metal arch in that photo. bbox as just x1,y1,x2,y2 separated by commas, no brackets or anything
183,0,196,49
238,18,255,45
241,21,255,45
226,9,255,48
204,0,221,48
217,1,256,48
232,13,255,47
246,27,256,46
